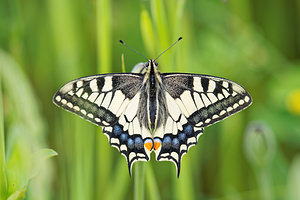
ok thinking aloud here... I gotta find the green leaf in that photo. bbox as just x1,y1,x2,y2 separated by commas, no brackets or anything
40,149,58,159
7,188,26,200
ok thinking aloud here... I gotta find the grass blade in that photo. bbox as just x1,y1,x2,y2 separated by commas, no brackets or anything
0,58,7,200
96,0,113,198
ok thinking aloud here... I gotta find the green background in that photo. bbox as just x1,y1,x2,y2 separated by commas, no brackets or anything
1,0,300,199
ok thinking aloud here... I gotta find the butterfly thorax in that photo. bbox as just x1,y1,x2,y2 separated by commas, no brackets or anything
140,60,165,133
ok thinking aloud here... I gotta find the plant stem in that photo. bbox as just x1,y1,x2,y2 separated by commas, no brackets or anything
0,61,7,200
96,0,112,198
134,162,145,200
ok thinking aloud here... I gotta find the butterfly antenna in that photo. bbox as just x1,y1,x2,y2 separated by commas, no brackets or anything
154,37,182,61
119,40,148,61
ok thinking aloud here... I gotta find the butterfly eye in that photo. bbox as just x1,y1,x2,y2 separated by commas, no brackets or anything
154,61,158,66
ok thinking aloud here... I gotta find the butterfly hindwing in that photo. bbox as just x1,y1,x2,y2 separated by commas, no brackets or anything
102,91,153,175
153,94,204,177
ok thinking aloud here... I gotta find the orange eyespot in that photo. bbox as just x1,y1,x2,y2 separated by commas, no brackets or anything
153,139,162,150
144,140,153,151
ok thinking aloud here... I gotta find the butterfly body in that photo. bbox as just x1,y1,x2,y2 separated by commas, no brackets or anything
53,59,252,177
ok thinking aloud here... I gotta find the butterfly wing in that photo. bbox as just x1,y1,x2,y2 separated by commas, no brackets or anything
53,73,152,175
154,73,252,177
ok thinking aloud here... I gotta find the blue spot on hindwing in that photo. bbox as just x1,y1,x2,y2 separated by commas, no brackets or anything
135,137,143,150
179,133,185,141
163,136,171,149
113,124,122,136
172,138,180,149
127,138,134,149
184,124,193,136
120,133,128,142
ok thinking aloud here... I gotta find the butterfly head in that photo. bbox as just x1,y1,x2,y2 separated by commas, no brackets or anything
146,59,158,69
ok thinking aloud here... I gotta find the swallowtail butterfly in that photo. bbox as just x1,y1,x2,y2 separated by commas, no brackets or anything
53,38,252,177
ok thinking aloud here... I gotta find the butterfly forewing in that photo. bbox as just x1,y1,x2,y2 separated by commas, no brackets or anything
162,73,252,128
53,74,143,126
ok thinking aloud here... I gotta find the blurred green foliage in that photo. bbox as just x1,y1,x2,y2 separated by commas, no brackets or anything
1,0,300,199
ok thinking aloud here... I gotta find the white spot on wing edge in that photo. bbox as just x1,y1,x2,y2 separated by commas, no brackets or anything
74,106,80,111
187,137,196,144
129,152,136,162
120,144,127,151
102,76,113,92
205,118,211,124
90,79,98,92
87,113,94,118
207,80,216,92
245,96,250,103
180,144,187,152
220,110,226,115
227,107,233,112
222,81,229,88
111,138,120,145
60,83,73,94
67,102,73,108
61,99,67,105
193,77,203,92
55,95,61,102
232,83,245,93
233,103,239,109
171,152,179,161
76,81,83,88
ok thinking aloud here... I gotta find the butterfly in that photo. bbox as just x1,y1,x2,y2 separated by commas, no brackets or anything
53,38,252,177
